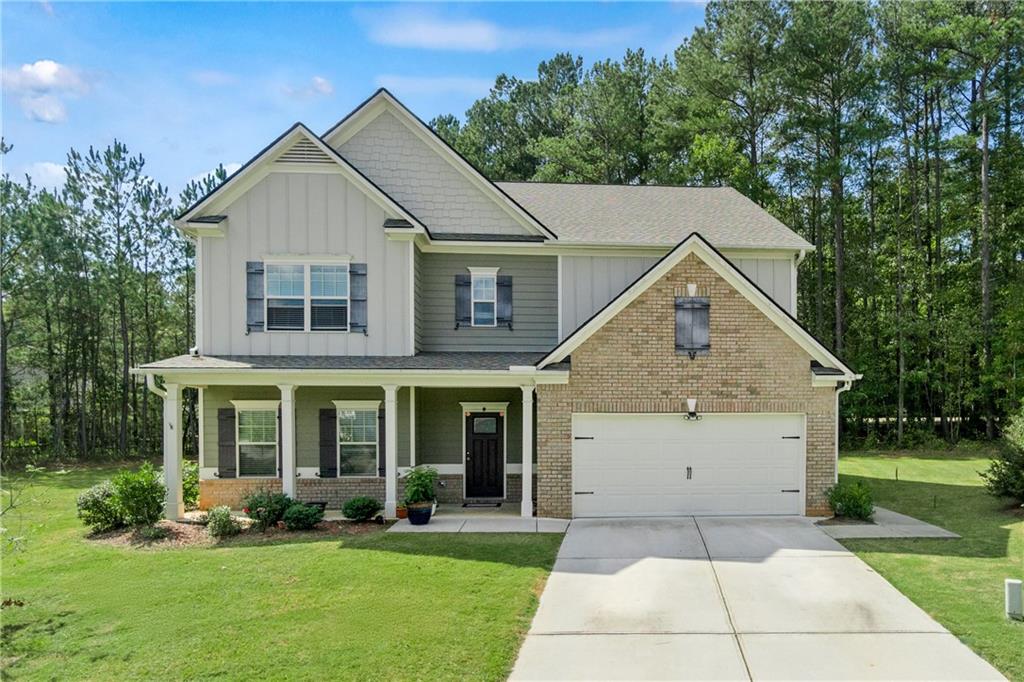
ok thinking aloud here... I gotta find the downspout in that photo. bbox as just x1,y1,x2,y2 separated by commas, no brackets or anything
145,374,167,400
834,380,853,483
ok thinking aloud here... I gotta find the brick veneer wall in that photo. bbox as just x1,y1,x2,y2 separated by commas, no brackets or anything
536,253,837,519
199,478,282,510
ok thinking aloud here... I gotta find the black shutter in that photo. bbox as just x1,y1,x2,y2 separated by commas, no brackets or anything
318,408,337,478
217,408,236,478
496,275,513,330
246,261,264,333
454,274,471,329
350,263,367,334
377,407,386,478
277,407,283,478
675,297,711,356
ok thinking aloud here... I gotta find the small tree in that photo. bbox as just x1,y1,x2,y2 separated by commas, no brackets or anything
981,406,1024,505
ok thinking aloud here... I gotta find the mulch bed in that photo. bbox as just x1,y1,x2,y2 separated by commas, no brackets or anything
87,518,388,549
816,516,876,526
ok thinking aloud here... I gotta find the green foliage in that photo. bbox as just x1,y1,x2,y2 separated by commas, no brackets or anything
342,496,383,521
402,466,439,506
181,460,199,510
981,407,1024,503
111,463,165,526
139,525,169,541
282,502,325,531
76,480,125,532
241,490,292,532
827,481,875,520
206,506,241,538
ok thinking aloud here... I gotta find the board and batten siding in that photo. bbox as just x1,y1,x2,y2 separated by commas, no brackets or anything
336,111,530,237
416,253,558,352
559,253,795,340
200,172,413,356
415,388,524,465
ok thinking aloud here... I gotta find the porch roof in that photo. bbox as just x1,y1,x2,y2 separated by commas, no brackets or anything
138,352,570,373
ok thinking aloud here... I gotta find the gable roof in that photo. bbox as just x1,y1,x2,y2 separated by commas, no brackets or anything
175,122,427,233
497,182,814,250
321,88,557,241
537,232,857,381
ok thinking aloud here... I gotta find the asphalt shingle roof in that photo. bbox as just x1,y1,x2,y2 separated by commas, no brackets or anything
496,182,813,250
140,352,568,372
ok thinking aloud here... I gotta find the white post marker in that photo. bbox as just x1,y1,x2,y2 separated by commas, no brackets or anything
1007,578,1023,621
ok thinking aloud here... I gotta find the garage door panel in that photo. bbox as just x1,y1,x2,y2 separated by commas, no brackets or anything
572,414,804,517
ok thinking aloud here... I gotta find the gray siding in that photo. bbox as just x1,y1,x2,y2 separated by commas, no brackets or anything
413,246,424,352
560,253,795,339
418,253,558,352
415,388,523,465
337,111,530,236
200,172,413,356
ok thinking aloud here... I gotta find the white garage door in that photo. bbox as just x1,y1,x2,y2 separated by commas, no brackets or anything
571,413,805,517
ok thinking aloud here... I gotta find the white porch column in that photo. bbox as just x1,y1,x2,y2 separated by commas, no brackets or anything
521,385,534,518
279,384,296,497
163,383,184,520
383,385,399,517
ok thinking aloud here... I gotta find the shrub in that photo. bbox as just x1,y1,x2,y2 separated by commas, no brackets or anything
182,460,200,510
112,462,165,526
139,525,170,541
77,480,125,532
981,406,1024,504
207,506,241,537
241,489,293,532
282,502,324,531
826,481,874,520
403,466,439,505
343,496,383,521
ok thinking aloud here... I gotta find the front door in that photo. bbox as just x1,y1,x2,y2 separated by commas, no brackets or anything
465,412,504,498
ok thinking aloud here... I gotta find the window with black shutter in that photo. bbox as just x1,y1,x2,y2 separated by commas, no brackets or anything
675,296,710,359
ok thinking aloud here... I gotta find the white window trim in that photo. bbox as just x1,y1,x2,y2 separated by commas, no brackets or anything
231,400,281,479
333,400,381,479
460,401,508,499
264,262,351,333
468,267,499,328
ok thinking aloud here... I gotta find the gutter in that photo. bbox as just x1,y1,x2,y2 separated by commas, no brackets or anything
145,373,166,399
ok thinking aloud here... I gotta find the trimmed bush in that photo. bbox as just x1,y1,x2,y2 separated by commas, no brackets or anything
112,463,165,526
207,506,241,537
827,481,874,520
241,489,293,532
182,460,200,510
282,502,324,531
981,407,1024,504
77,480,125,532
343,496,383,522
139,525,170,541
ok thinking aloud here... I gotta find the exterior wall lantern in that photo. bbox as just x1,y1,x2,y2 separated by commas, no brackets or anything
684,398,701,421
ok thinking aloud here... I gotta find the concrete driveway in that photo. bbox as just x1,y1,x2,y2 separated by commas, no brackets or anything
510,517,1004,681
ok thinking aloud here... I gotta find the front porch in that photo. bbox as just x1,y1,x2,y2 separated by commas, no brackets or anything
141,356,567,520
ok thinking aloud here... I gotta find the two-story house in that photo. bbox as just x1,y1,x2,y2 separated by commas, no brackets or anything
137,89,859,521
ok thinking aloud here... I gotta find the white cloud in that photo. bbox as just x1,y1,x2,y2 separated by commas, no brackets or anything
189,70,237,87
38,0,54,16
23,161,67,189
282,75,334,98
375,74,493,96
21,94,67,123
357,9,642,52
2,60,93,124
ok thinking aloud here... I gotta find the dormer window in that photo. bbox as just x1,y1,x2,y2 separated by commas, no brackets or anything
470,268,498,327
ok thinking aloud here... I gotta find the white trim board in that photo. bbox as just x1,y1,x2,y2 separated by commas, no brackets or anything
537,232,859,382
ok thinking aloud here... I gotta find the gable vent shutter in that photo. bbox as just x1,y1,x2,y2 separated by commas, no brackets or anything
454,275,471,329
350,263,368,334
246,261,265,334
496,275,513,330
675,297,711,356
217,408,237,479
318,408,337,478
275,138,333,164
377,407,386,478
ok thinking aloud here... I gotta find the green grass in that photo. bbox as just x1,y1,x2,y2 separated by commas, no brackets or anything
839,450,1024,681
1,466,562,680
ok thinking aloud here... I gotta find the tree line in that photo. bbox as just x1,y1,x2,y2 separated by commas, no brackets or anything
1,0,1022,461
432,0,1023,444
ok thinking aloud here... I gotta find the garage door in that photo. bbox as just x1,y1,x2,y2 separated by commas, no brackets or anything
571,413,805,517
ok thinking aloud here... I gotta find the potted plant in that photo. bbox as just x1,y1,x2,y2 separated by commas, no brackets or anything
396,504,408,519
403,466,438,525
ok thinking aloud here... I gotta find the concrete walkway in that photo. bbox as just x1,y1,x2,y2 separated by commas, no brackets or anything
818,506,960,539
388,505,569,533
511,517,1003,681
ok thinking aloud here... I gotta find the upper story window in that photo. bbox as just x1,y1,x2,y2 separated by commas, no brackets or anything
470,268,498,327
265,263,349,332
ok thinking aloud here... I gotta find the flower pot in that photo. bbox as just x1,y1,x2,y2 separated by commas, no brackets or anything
396,506,408,519
407,503,432,525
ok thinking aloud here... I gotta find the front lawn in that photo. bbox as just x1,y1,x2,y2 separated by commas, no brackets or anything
839,451,1024,680
1,466,562,680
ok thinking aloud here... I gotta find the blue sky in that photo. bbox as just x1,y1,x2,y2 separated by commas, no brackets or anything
2,2,703,194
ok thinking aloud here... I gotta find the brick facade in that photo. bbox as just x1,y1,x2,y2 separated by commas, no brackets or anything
536,252,837,519
198,478,282,510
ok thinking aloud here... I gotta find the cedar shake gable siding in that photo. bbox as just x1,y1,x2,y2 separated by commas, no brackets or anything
536,252,836,518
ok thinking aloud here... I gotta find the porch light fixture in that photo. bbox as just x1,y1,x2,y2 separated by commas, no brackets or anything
684,398,701,421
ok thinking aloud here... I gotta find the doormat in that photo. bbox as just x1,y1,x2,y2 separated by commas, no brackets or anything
463,502,502,508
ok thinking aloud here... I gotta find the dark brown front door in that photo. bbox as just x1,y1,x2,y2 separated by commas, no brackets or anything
465,412,504,498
